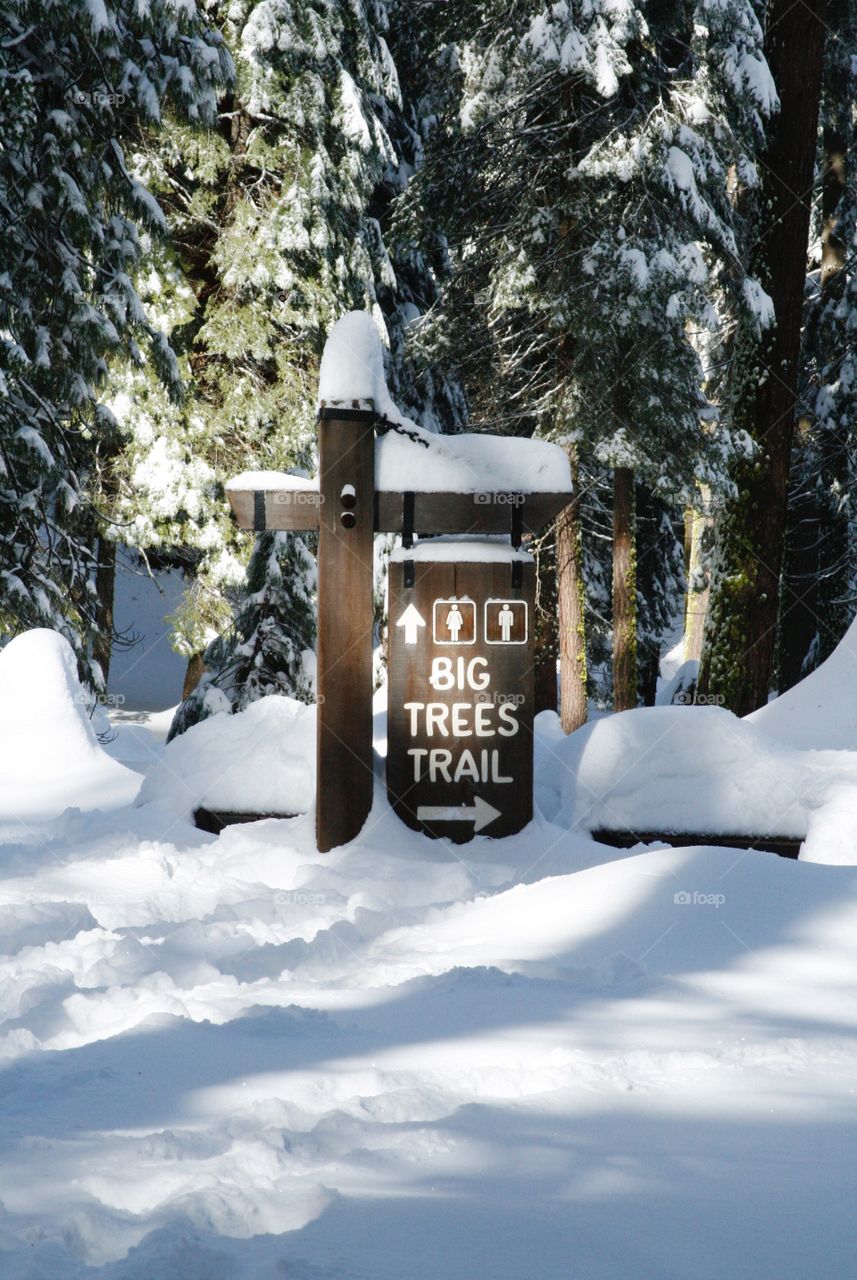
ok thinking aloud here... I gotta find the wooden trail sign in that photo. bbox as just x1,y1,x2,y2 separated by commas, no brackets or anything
387,548,535,841
227,389,573,852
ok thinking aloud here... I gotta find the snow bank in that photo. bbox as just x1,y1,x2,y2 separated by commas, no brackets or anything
0,629,140,821
554,704,857,841
747,613,857,750
137,695,315,818
318,311,572,494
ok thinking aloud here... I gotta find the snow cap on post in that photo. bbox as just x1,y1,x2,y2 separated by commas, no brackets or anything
317,310,386,413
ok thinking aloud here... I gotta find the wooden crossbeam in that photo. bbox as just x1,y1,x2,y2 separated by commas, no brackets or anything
228,487,571,536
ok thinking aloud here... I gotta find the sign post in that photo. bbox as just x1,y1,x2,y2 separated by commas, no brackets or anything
387,545,535,841
225,320,573,852
315,407,376,852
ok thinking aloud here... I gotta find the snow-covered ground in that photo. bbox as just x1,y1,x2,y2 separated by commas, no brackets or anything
2,628,857,1277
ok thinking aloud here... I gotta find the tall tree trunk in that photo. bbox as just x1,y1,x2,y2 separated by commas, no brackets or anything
778,432,820,691
814,2,851,664
612,466,637,711
779,6,849,691
92,535,116,689
533,533,559,714
698,0,828,715
182,653,206,700
557,447,587,732
684,491,712,664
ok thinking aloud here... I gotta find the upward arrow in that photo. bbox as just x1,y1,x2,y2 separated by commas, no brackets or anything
396,602,426,645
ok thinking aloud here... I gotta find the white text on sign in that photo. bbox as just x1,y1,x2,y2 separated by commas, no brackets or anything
406,656,520,784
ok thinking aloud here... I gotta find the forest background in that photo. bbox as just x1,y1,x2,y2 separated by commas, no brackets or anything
0,0,850,735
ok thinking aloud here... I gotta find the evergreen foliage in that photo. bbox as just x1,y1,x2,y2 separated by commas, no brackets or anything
0,0,231,681
111,0,464,731
4,0,855,725
168,529,315,738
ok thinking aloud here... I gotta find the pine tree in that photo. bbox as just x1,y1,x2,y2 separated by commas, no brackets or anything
168,529,316,737
142,0,463,732
0,0,231,681
699,0,829,714
778,0,856,689
400,0,773,719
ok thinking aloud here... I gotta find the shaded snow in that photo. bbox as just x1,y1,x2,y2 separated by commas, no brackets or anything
1,767,857,1277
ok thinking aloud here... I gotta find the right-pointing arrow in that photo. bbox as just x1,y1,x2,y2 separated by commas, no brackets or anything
396,602,426,645
416,795,502,833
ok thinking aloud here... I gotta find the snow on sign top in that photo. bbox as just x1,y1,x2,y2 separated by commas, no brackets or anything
318,311,572,495
226,472,318,493
376,430,569,495
389,535,533,564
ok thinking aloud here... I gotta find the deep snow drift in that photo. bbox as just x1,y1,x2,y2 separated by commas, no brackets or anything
749,612,857,750
2,627,857,1276
2,780,857,1279
0,629,140,823
138,695,316,819
546,703,857,860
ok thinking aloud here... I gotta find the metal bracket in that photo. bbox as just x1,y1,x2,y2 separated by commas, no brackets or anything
402,490,415,550
511,503,523,587
253,491,266,532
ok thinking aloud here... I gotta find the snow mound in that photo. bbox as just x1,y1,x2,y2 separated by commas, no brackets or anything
747,613,857,750
554,704,857,841
138,695,315,818
317,311,572,494
0,629,140,821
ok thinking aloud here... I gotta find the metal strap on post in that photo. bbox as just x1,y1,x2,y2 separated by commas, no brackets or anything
253,491,266,532
511,502,523,588
403,490,415,587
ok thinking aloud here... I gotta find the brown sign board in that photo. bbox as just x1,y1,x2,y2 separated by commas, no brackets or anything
387,550,535,842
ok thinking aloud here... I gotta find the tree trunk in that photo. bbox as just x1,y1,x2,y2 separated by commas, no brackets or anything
778,437,820,691
182,653,206,700
92,535,116,690
557,447,587,732
533,534,559,714
612,466,637,711
813,5,851,665
779,10,849,691
698,0,828,715
684,491,712,664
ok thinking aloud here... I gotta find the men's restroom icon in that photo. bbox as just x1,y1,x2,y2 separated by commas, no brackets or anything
485,600,527,645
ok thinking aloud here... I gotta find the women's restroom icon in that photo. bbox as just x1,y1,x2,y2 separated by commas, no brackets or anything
433,598,476,644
